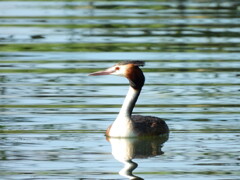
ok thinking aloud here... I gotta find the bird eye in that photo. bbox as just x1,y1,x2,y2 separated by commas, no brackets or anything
115,67,120,70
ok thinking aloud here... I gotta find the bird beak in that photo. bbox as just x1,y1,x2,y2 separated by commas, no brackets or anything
88,67,115,76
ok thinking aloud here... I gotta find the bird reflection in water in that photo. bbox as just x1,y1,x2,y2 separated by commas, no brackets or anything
107,135,169,180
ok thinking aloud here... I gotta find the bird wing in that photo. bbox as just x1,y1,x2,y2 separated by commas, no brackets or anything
131,115,169,136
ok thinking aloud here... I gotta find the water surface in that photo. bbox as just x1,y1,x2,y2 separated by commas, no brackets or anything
0,0,240,179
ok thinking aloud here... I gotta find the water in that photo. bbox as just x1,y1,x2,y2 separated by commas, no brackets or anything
0,0,240,179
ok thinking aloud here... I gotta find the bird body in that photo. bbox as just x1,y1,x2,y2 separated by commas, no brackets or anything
89,61,169,138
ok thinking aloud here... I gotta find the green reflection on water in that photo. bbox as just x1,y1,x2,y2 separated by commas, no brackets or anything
0,0,240,179
0,42,238,52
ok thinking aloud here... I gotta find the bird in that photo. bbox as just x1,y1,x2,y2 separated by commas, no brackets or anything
89,61,169,138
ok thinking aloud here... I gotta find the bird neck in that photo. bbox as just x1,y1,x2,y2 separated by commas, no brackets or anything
117,66,144,119
107,67,144,137
118,86,141,119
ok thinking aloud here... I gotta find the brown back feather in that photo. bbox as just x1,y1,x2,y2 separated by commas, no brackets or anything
131,115,169,136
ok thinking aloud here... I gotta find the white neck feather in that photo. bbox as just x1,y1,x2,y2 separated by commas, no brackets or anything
108,86,141,137
118,86,141,118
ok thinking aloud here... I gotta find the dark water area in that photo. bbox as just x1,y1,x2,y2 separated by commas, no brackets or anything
0,0,240,179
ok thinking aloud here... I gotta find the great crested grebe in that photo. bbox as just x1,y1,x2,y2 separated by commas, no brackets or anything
89,61,169,138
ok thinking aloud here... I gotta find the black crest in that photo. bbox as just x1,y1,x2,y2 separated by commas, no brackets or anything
117,61,145,67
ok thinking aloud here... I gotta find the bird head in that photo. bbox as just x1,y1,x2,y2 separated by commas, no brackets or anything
89,61,145,89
